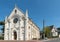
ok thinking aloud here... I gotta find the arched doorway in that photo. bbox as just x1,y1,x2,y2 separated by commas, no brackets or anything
13,31,17,40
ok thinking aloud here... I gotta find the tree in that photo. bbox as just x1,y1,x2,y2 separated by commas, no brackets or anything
0,21,5,33
44,26,52,38
0,21,5,40
0,21,5,25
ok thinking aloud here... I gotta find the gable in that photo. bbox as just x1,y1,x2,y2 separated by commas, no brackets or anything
51,27,57,32
8,6,25,19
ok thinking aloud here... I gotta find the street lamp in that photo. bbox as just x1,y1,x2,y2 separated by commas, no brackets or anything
43,19,45,39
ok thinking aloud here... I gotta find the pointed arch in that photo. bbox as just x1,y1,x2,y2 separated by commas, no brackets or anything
13,30,17,40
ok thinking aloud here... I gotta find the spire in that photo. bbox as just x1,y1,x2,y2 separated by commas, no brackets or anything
5,16,8,20
26,9,28,18
24,9,28,40
5,16,8,23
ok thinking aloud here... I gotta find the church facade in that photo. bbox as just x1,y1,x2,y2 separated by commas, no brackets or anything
4,6,40,40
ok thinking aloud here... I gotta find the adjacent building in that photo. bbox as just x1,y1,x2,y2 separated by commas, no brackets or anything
57,28,60,38
45,25,58,38
51,25,58,37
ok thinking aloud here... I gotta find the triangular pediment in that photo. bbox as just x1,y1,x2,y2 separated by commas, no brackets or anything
8,6,25,19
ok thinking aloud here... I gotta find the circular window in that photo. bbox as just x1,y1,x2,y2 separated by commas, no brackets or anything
13,18,18,23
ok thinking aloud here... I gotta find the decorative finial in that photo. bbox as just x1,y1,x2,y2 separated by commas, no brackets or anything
26,9,28,18
15,4,17,8
5,16,8,23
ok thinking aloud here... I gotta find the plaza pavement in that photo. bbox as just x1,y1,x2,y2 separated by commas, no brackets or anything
0,40,43,42
0,38,56,42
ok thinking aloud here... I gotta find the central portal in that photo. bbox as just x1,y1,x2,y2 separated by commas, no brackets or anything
13,31,17,40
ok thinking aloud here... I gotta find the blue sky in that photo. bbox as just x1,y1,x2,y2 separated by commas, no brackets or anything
0,0,60,30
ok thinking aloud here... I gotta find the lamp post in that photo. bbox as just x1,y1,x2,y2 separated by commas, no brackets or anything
43,19,45,39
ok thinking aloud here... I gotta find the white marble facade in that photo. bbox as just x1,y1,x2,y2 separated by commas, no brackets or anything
4,6,40,40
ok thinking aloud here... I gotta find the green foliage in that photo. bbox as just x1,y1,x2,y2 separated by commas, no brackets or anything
0,36,4,40
0,21,5,25
1,25,5,33
0,21,5,33
52,36,58,38
44,26,52,38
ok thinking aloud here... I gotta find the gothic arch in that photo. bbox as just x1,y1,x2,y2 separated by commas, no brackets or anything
13,30,17,40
